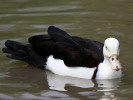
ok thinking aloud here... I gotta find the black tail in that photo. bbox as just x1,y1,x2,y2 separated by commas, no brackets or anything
2,40,46,69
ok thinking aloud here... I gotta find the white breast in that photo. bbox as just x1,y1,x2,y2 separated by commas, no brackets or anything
46,55,96,79
96,63,122,79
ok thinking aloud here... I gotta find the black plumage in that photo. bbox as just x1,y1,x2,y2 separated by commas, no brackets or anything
2,26,104,69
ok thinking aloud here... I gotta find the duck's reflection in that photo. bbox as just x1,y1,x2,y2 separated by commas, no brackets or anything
46,71,121,99
46,71,95,91
6,67,121,100
46,71,120,91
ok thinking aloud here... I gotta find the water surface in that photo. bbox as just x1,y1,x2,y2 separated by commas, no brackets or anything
0,0,133,100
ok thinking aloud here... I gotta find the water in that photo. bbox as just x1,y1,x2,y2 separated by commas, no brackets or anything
0,0,133,100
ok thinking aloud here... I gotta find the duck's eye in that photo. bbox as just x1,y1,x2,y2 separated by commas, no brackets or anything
112,58,114,61
117,57,119,60
105,46,108,50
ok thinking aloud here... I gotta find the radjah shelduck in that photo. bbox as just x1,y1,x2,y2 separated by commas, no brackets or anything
2,26,122,79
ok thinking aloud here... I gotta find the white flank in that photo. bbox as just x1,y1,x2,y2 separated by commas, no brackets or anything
46,55,96,79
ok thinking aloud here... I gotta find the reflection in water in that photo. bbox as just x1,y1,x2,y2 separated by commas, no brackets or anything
46,71,94,91
0,67,121,100
96,79,120,100
46,71,121,99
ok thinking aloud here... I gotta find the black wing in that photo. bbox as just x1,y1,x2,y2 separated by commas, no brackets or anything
28,26,104,68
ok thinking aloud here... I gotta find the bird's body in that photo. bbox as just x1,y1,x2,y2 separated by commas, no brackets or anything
2,26,122,79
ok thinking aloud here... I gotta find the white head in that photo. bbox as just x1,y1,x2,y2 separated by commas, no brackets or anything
103,38,121,71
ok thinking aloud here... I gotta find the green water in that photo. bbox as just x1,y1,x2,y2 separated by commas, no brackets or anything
0,0,133,100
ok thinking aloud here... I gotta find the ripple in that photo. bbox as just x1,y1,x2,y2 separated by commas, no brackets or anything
0,24,15,31
16,6,80,12
97,31,124,36
20,93,50,100
0,72,10,78
0,14,13,17
20,12,88,17
78,91,96,96
30,32,47,36
0,12,88,18
41,91,69,97
31,24,72,29
20,92,78,100
0,83,31,88
0,11,116,19
0,93,14,100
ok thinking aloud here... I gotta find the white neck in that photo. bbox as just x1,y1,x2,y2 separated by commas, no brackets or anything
103,56,111,66
96,56,122,79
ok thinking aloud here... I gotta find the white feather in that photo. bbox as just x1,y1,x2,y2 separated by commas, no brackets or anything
46,55,96,79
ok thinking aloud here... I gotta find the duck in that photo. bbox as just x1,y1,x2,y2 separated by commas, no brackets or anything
2,26,122,79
